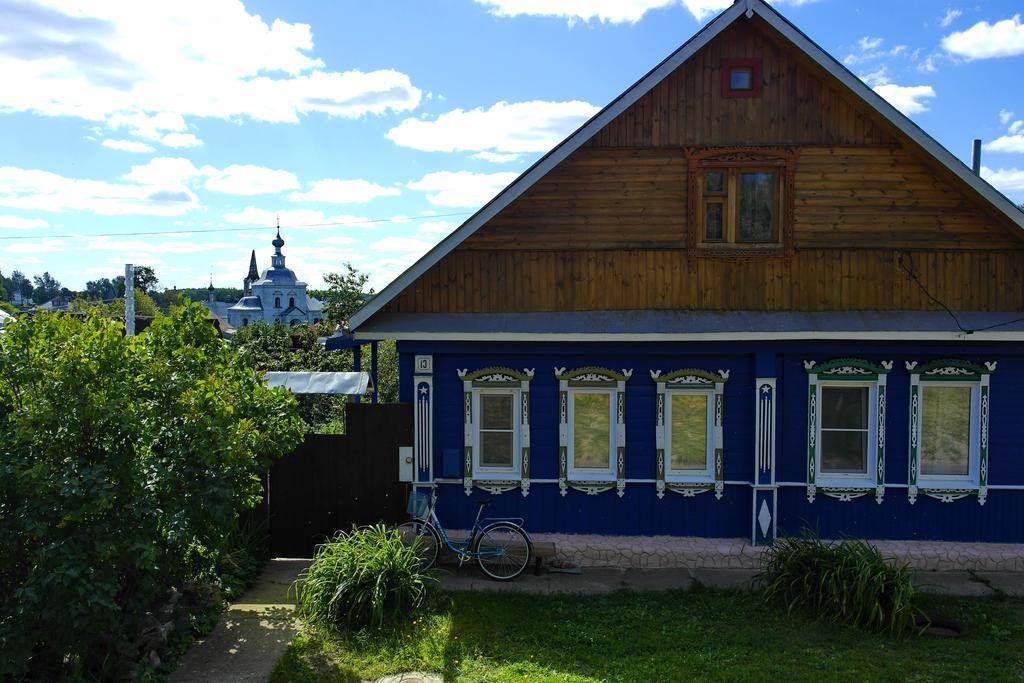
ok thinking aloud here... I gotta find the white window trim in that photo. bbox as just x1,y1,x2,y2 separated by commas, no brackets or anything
652,368,729,499
907,359,995,506
567,386,617,480
557,366,632,497
804,359,892,504
815,380,879,490
664,388,716,483
472,388,522,478
458,367,535,496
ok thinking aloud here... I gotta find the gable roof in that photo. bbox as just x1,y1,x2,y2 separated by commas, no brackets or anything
350,0,1024,331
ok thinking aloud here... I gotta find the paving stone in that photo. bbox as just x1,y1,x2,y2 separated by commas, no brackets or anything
690,568,757,590
375,673,443,683
621,568,692,592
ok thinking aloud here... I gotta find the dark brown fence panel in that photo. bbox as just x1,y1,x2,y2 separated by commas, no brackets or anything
268,403,412,557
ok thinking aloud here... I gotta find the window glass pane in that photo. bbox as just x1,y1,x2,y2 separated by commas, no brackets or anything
705,171,725,194
573,392,611,469
737,172,776,242
821,386,868,430
671,394,708,470
821,431,868,474
705,202,724,241
921,385,971,476
481,431,513,467
730,67,753,90
481,394,513,430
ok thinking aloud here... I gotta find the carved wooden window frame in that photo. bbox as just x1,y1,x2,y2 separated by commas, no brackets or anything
458,367,535,497
556,367,632,497
686,147,797,258
804,358,892,505
652,369,729,500
907,359,995,506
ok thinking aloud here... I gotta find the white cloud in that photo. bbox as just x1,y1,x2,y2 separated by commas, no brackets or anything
474,0,817,23
317,235,357,246
940,9,963,28
858,36,884,51
943,15,1024,59
1012,121,1024,135
986,135,1024,154
873,84,936,116
289,179,400,204
0,165,199,216
122,157,200,188
472,151,522,163
101,139,156,153
222,206,373,229
981,166,1024,195
204,165,299,195
387,100,599,155
0,0,422,135
0,215,49,229
1000,110,1015,125
160,133,203,148
368,236,435,254
418,220,456,236
407,171,519,207
6,239,65,255
859,67,890,87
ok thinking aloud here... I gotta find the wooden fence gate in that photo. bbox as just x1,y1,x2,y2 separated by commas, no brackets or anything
264,403,412,557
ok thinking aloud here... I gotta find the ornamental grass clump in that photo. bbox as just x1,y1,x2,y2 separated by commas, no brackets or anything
296,525,437,631
757,534,920,634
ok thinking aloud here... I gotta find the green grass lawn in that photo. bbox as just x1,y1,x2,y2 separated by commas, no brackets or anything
271,587,1024,682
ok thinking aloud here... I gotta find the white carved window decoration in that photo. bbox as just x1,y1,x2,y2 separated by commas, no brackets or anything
652,369,729,499
804,359,892,504
556,367,632,497
458,367,534,496
907,359,994,506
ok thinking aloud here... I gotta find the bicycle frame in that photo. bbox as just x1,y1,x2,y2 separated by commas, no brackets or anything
413,487,525,564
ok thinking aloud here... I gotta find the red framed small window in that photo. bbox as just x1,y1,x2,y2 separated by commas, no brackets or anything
722,59,762,98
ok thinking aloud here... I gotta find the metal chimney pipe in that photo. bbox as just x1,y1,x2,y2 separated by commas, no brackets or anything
972,139,982,175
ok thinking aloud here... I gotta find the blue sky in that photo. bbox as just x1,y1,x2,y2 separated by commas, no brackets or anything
1,0,1022,292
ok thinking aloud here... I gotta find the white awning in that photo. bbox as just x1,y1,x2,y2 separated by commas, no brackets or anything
264,371,370,395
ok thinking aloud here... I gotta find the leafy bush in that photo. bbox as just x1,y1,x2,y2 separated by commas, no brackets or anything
296,525,437,631
0,306,305,679
757,534,920,633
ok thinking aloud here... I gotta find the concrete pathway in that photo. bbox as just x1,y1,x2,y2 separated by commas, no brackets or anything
168,559,308,683
439,564,1024,597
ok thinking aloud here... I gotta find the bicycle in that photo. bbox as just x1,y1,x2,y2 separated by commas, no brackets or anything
397,488,533,581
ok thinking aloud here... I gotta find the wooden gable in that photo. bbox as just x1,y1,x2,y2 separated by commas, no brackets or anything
373,12,1024,319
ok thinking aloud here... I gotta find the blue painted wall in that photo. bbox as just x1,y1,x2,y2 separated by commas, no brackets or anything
398,340,1024,543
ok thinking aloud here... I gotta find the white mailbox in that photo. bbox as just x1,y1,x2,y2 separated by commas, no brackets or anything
398,446,414,482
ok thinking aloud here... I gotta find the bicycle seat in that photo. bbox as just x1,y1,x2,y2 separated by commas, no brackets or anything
477,498,493,507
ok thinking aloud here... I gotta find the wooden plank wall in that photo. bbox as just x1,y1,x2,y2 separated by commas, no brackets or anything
385,249,1024,313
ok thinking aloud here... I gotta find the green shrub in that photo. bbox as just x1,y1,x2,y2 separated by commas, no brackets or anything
296,525,437,630
0,306,304,679
757,534,920,633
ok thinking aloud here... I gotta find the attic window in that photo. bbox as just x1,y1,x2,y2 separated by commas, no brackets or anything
722,59,762,98
687,147,797,256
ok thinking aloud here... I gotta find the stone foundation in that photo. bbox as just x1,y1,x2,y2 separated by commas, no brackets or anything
516,533,1024,572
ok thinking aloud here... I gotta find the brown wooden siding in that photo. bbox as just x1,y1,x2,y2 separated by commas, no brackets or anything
463,145,1021,252
589,18,897,149
384,249,1024,313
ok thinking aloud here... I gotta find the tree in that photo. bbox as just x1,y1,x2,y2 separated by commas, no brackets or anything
31,272,61,304
0,272,8,302
9,271,32,301
69,288,161,318
322,262,373,328
132,265,159,293
84,278,118,301
0,306,304,679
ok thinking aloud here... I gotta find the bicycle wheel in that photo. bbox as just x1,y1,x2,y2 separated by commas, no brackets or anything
397,521,440,570
474,522,532,581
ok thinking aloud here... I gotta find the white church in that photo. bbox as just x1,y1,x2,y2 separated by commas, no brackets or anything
215,229,324,329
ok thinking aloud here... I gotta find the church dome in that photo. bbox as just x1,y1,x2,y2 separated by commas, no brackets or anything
255,267,299,286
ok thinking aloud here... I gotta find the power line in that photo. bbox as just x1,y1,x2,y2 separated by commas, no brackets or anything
0,211,472,241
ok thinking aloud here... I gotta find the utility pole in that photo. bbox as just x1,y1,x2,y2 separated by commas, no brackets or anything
125,263,135,336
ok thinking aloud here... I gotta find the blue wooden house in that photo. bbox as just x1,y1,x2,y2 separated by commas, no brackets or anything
348,0,1024,546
